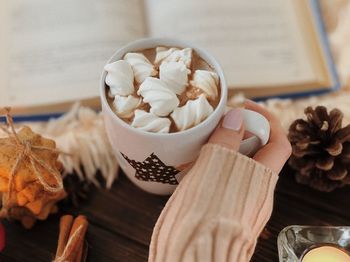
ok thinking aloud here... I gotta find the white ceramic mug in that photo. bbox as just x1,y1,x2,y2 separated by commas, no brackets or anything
100,38,270,195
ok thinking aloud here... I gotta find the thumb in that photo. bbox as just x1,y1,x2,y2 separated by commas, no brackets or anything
208,108,245,151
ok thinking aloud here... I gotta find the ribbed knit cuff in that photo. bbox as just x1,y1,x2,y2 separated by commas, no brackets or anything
149,144,278,262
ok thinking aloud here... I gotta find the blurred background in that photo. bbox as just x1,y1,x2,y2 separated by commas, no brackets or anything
1,0,349,122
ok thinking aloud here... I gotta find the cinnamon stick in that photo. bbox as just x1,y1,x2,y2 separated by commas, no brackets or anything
56,215,74,258
74,241,84,262
65,215,88,262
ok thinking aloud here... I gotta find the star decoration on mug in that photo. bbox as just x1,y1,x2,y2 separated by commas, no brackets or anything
121,152,179,185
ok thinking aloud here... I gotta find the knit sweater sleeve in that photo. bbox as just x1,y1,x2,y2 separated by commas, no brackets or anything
148,144,278,262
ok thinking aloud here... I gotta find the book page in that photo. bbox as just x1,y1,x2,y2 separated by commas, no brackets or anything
146,0,316,88
0,0,146,107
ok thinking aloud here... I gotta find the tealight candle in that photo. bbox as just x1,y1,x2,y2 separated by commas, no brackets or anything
302,246,350,262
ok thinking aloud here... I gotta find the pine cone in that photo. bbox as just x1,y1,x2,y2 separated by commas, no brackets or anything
288,106,350,192
63,174,92,207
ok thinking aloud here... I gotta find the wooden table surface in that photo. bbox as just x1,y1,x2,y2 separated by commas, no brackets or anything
1,166,350,262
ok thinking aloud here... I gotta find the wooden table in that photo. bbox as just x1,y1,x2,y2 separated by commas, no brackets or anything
1,166,350,262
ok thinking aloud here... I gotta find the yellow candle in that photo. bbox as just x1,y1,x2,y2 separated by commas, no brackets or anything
302,246,350,262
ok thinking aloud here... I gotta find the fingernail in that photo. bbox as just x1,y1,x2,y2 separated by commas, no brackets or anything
222,109,243,131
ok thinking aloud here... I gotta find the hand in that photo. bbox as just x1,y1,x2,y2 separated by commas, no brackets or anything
208,100,291,173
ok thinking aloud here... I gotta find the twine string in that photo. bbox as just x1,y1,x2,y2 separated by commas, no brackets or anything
29,152,63,193
7,150,25,203
4,107,21,145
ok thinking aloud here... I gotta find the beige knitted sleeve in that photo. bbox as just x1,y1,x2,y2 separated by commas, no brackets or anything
148,144,278,262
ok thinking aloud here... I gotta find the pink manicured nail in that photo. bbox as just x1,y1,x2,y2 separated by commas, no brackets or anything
222,109,243,131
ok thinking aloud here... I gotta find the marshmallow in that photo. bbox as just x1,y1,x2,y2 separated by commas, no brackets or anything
131,109,171,133
138,77,179,117
155,47,192,70
190,70,219,101
124,52,157,83
171,94,214,131
159,62,188,95
113,95,141,119
104,60,134,97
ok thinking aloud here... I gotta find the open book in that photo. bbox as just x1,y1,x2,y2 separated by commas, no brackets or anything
0,0,339,118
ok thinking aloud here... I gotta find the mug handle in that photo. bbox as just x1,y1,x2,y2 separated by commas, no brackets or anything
239,109,270,157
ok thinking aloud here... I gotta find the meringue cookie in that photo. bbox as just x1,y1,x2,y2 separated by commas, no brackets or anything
159,62,188,95
124,52,157,83
171,94,214,131
137,77,179,117
190,70,219,101
113,95,141,119
155,47,192,70
104,60,134,97
131,109,171,133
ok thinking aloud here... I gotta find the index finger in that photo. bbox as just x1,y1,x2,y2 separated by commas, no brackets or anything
244,100,291,173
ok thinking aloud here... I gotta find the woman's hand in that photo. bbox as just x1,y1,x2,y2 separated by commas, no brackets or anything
209,100,291,173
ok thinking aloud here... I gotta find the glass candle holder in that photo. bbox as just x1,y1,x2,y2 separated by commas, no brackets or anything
278,226,350,261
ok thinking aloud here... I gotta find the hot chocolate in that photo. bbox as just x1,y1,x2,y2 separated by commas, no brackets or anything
105,46,221,133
